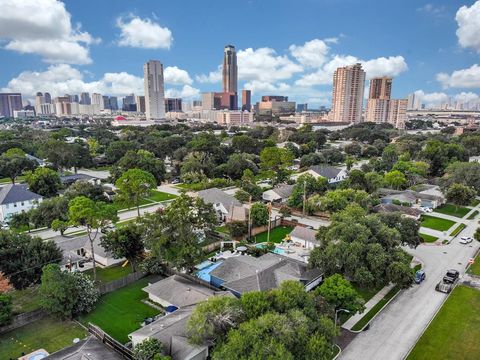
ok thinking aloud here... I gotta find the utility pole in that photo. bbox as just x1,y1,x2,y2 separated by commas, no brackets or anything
267,202,272,243
302,180,307,216
248,196,252,242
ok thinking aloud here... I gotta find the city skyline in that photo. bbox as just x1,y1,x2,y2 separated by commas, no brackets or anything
0,0,480,108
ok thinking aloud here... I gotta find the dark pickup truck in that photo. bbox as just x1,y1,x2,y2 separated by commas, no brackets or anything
435,269,460,293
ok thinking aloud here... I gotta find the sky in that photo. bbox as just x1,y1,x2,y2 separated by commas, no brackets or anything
1,0,480,108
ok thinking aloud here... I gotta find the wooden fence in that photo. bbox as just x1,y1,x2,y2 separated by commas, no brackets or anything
0,309,45,335
97,271,146,295
88,323,134,359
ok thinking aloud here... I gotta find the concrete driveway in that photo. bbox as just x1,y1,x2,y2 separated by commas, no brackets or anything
339,220,480,360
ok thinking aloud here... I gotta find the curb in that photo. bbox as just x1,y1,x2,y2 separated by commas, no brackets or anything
332,344,342,360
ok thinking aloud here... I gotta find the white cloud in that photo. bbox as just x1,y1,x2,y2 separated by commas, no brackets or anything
195,66,222,83
416,3,446,16
242,81,291,94
116,15,172,49
454,92,479,103
437,64,480,88
456,1,480,52
164,66,192,85
289,39,331,67
362,56,408,78
413,90,448,107
0,0,97,64
165,85,200,99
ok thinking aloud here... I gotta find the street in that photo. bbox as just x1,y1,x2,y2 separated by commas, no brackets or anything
339,218,480,360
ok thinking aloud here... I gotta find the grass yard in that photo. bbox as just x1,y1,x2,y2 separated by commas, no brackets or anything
84,264,132,284
253,226,294,244
467,255,480,276
471,199,480,207
147,190,177,202
79,276,160,344
0,317,87,360
420,215,456,232
468,210,479,220
115,198,154,211
9,286,42,314
351,286,400,331
354,285,384,303
450,223,466,237
434,204,471,218
215,225,229,234
420,233,438,243
407,286,480,360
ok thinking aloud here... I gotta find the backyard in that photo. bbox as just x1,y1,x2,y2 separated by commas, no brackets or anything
84,264,132,284
433,204,471,218
0,317,87,360
420,215,456,232
253,226,294,244
79,275,161,344
9,285,42,314
407,286,480,360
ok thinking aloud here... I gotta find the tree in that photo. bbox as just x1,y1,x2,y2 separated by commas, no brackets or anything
40,264,98,319
259,147,294,184
9,211,31,232
111,150,165,183
101,223,144,272
25,167,62,197
51,219,69,236
317,274,364,314
140,194,216,270
226,221,248,238
64,181,108,202
446,183,476,210
232,135,262,154
312,188,370,213
68,197,118,280
133,338,164,360
0,151,36,184
187,296,244,345
441,161,480,194
474,227,480,242
384,170,407,190
240,291,271,319
0,294,12,326
0,232,62,289
288,173,328,209
106,140,137,163
250,203,269,227
234,189,250,203
30,196,69,229
115,169,157,216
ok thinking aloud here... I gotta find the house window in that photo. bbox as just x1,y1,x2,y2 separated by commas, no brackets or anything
13,203,17,207
21,202,24,206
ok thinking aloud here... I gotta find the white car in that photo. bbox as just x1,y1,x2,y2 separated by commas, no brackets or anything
459,237,474,244
420,207,433,213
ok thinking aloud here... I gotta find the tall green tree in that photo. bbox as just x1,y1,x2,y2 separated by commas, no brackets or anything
259,147,294,184
384,170,407,190
0,150,36,184
111,150,165,183
115,168,157,216
250,203,269,227
288,173,328,209
445,183,476,210
101,223,144,272
133,338,165,360
68,197,118,280
25,167,62,197
316,274,364,314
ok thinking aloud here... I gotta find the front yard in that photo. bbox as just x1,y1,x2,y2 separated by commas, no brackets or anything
407,286,480,360
146,190,177,202
79,276,161,344
433,204,471,218
0,317,87,360
420,215,456,232
468,255,480,276
419,233,438,243
253,226,294,244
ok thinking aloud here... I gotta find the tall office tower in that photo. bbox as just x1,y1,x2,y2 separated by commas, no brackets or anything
296,103,308,112
330,63,366,123
368,77,392,100
407,92,422,110
80,92,91,105
102,96,110,109
44,92,51,104
91,93,104,110
0,93,23,117
242,90,251,111
54,96,71,116
144,60,166,120
35,92,44,115
135,95,146,113
109,97,119,110
222,45,238,94
165,98,182,112
122,94,136,111
68,94,79,103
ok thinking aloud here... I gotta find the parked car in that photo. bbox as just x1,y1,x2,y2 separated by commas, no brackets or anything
420,207,433,213
459,237,474,244
171,178,180,184
414,270,426,284
436,269,460,293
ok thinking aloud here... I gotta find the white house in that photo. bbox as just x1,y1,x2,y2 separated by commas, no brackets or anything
83,236,125,267
196,188,242,222
262,184,294,203
0,184,43,222
289,226,320,250
293,165,347,184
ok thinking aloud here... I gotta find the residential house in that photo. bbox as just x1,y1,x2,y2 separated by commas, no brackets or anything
83,236,125,267
0,184,42,222
209,253,323,297
379,188,445,209
60,173,101,187
196,188,241,222
292,165,347,184
262,184,294,203
226,205,247,223
289,225,320,250
44,335,122,360
51,235,88,271
372,203,422,220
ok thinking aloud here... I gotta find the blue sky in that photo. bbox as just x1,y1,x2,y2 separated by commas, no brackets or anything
1,0,480,107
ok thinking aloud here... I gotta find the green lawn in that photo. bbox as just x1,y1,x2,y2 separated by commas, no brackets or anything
253,226,294,244
147,190,177,202
84,264,132,284
468,210,479,220
420,215,456,232
467,255,480,276
0,175,25,184
9,286,42,314
420,233,438,243
471,199,480,207
351,286,400,331
434,204,471,218
450,223,466,237
115,198,154,211
215,225,229,234
79,276,160,344
0,317,87,360
354,285,384,303
407,286,480,360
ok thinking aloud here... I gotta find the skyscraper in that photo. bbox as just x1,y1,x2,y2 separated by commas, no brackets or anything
242,90,251,111
222,45,238,94
407,92,421,110
136,95,146,113
368,77,392,100
365,77,392,123
0,93,23,117
44,92,51,104
80,92,91,105
165,98,182,112
35,92,44,115
330,63,366,123
144,60,165,120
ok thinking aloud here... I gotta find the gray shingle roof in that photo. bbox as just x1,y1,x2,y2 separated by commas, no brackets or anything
272,184,294,199
290,226,319,244
0,184,42,205
197,187,241,209
60,174,96,184
309,165,342,179
373,203,422,217
46,335,122,360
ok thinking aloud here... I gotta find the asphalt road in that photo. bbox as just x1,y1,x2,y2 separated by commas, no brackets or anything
339,220,480,360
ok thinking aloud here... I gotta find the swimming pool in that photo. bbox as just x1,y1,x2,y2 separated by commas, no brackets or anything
195,260,214,270
196,261,224,282
273,247,285,254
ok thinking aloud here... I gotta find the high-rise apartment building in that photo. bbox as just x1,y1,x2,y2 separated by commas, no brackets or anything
222,45,238,94
91,93,104,110
296,103,308,112
407,92,421,110
330,63,366,123
35,92,44,115
388,99,407,129
109,97,118,110
122,94,136,111
165,98,182,113
80,92,91,105
0,93,23,117
242,90,251,111
135,95,146,113
258,96,296,116
144,60,165,120
44,92,51,104
368,77,392,100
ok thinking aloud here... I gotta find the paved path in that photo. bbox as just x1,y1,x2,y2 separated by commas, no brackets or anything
339,214,480,360
157,183,182,196
342,284,395,330
461,273,480,290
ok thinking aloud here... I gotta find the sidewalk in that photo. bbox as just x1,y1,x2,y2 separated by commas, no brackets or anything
342,283,395,330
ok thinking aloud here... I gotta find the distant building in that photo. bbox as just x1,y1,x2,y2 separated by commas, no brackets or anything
329,63,365,123
201,92,237,111
407,92,422,110
13,110,35,119
222,45,238,94
368,77,392,100
91,93,104,110
80,92,91,105
165,98,182,113
258,95,295,116
296,103,308,112
136,95,146,113
109,96,118,110
44,92,51,104
122,94,136,111
241,89,251,111
54,96,71,116
0,93,23,117
388,99,407,129
144,60,166,120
